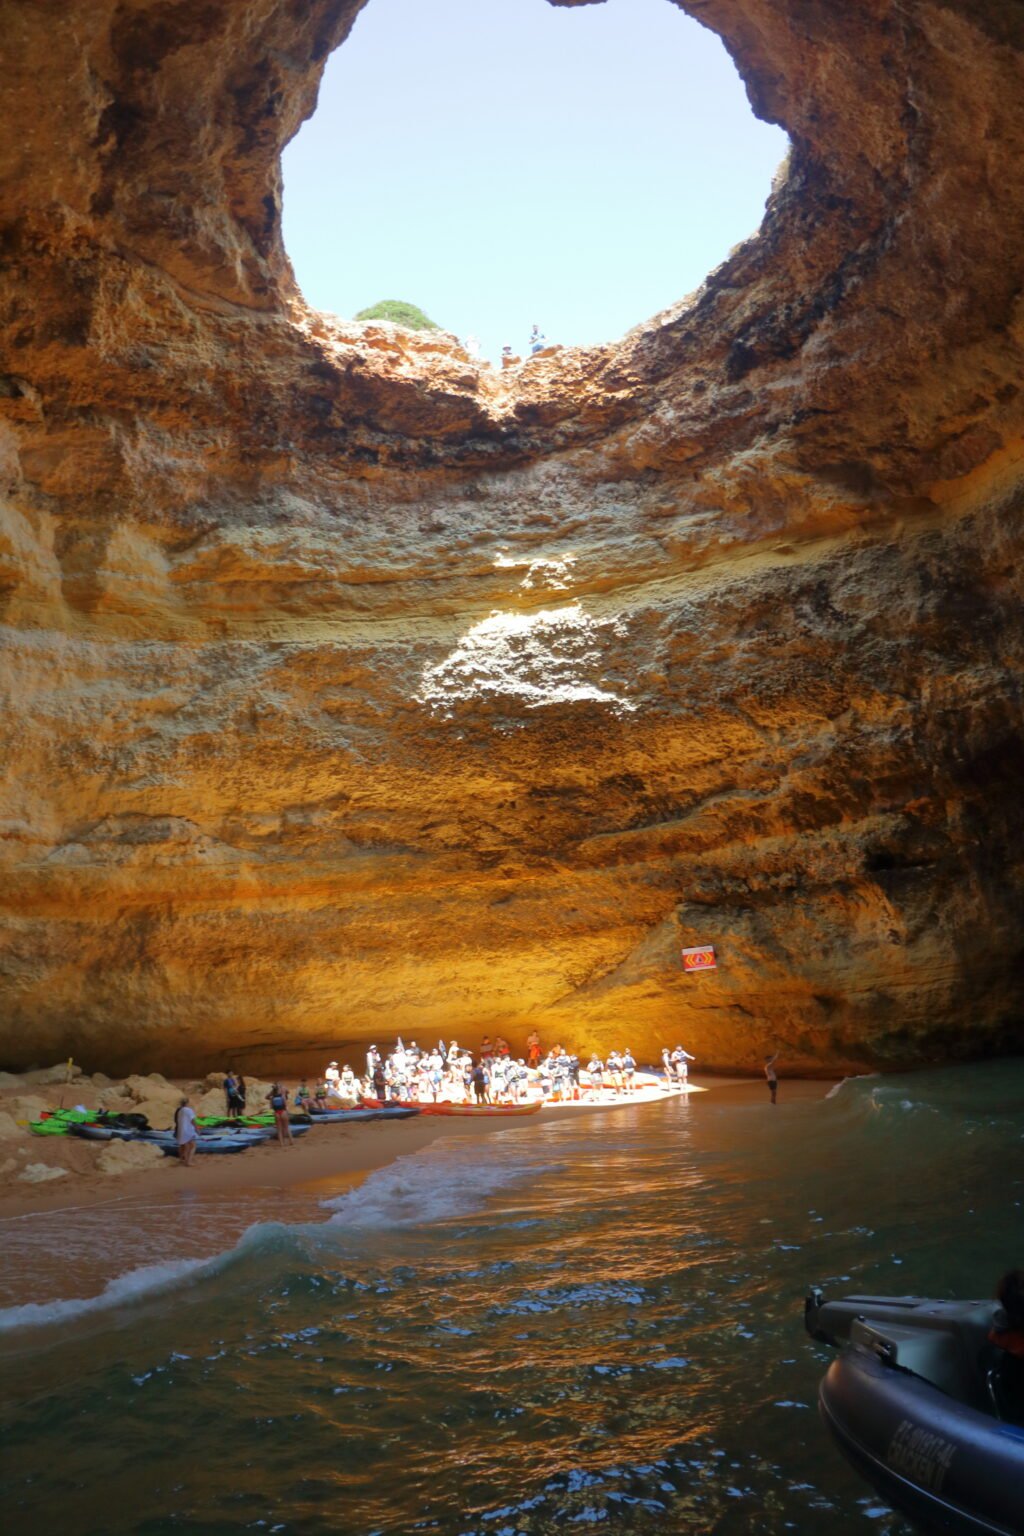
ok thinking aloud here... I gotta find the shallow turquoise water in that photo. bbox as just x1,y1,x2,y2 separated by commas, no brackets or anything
1,1062,1022,1535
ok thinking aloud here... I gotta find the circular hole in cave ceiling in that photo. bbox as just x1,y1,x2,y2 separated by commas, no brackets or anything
282,0,789,364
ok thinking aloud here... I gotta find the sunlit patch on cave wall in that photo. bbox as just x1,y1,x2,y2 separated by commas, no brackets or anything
0,0,1022,1074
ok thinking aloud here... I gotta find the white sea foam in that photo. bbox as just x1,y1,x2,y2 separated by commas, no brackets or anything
322,1137,543,1228
0,1137,543,1334
0,1253,223,1335
0,1220,304,1336
825,1073,882,1100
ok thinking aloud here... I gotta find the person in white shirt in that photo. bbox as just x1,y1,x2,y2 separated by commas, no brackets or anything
174,1097,198,1166
672,1046,696,1084
325,1061,341,1093
339,1065,358,1101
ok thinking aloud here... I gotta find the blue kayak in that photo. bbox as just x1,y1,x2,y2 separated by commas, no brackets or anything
307,1106,418,1123
142,1122,312,1154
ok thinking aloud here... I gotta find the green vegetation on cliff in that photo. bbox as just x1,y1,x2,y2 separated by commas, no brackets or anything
353,299,441,331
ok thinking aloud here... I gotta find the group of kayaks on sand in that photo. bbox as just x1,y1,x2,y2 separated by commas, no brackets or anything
30,1034,703,1161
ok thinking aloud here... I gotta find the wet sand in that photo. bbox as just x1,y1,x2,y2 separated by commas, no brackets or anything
0,1105,512,1220
0,1072,838,1313
0,1072,837,1222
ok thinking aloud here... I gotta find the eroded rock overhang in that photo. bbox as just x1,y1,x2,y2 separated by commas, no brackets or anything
0,0,1022,1074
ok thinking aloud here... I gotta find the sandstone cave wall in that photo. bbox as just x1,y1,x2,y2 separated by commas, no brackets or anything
0,0,1022,1074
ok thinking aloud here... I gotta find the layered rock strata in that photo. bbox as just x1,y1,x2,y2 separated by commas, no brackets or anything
0,0,1022,1074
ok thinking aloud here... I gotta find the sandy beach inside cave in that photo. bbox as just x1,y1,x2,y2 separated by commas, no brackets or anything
0,1069,838,1314
0,1078,504,1224
0,1068,835,1227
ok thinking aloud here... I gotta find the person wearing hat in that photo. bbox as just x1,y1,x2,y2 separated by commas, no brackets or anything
325,1060,341,1097
338,1063,358,1101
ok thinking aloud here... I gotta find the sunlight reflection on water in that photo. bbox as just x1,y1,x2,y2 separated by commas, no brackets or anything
2,1064,1022,1535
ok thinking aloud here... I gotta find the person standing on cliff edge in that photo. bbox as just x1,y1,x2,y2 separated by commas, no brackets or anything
764,1052,779,1105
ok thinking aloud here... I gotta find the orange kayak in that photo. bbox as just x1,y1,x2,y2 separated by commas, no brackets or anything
360,1098,541,1118
433,1100,542,1118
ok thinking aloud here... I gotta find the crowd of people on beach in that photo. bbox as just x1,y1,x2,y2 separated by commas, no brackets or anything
181,1035,703,1147
328,1035,661,1107
165,1036,782,1161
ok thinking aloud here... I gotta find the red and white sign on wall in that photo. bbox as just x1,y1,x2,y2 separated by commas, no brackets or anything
681,945,717,973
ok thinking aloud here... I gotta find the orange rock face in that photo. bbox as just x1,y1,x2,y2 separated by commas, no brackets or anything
1,0,1022,1076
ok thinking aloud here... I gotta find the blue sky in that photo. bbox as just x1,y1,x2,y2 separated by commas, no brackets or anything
282,0,788,362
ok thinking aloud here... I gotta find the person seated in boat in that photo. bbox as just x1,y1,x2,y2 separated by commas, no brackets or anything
325,1060,341,1095
989,1268,1024,1420
389,1066,410,1102
294,1079,312,1112
311,1081,330,1111
335,1064,356,1100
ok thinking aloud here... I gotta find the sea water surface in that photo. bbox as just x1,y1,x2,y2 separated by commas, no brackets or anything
1,1062,1022,1535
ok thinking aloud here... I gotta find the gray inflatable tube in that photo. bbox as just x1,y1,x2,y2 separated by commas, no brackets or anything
820,1345,1024,1535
